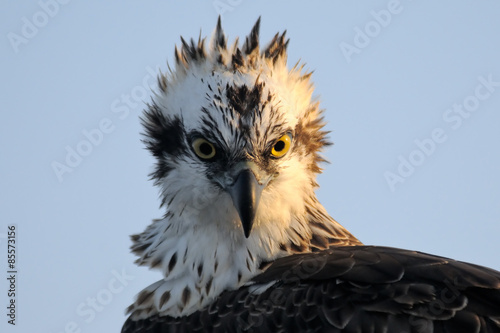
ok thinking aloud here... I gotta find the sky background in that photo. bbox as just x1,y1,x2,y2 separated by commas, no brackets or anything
1,1,499,332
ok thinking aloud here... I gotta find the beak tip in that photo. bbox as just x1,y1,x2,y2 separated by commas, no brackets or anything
227,168,264,239
243,229,251,238
238,206,256,239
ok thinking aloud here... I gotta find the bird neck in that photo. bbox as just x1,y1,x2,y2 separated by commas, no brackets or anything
128,195,361,319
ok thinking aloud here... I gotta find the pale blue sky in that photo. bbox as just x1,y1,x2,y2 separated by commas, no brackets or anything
1,1,499,332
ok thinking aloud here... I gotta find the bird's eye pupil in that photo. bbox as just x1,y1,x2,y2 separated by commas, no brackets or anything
200,142,213,156
274,141,285,152
271,133,292,158
192,138,216,160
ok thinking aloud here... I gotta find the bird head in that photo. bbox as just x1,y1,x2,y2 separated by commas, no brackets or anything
142,18,330,241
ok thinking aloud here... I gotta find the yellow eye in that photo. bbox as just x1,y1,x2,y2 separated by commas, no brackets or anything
192,138,216,159
271,133,292,158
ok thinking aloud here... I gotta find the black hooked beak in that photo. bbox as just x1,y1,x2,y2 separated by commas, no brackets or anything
228,168,265,238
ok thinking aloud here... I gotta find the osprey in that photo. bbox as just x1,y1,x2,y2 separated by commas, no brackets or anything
122,18,500,332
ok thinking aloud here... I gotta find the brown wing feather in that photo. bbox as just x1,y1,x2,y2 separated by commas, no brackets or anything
122,246,500,333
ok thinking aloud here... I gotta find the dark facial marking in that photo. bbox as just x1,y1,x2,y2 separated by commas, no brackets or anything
294,110,331,174
142,103,186,180
226,83,264,118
